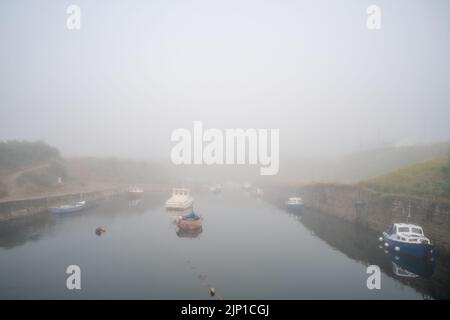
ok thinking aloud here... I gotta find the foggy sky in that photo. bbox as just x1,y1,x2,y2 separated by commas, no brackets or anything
1,0,450,162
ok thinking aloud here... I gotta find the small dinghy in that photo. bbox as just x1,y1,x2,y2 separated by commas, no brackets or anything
381,223,435,259
177,212,203,230
253,187,264,199
210,184,222,194
48,201,86,214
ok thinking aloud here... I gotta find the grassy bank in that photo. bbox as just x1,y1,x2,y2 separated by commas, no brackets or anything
363,157,450,202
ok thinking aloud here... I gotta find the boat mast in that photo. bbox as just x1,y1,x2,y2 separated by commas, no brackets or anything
407,202,411,223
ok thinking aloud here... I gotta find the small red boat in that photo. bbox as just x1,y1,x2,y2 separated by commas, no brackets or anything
177,212,203,230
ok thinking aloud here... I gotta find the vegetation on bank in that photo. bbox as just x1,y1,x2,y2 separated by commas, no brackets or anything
364,157,450,201
0,140,60,175
330,141,450,182
0,140,166,199
279,140,450,182
15,160,67,195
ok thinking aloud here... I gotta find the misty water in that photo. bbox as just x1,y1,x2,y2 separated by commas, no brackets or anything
0,188,449,299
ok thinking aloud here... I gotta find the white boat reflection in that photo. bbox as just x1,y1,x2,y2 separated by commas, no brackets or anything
392,261,420,278
128,198,143,207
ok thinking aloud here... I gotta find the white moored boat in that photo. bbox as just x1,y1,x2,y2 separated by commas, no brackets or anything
165,188,194,210
209,184,222,194
285,197,303,211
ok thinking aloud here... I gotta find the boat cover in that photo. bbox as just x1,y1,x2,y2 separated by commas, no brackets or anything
182,212,199,220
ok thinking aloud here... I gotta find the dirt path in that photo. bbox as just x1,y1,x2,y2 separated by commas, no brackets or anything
0,164,50,197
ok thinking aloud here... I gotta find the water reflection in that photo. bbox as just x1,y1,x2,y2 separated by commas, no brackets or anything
0,214,55,249
294,208,450,299
176,226,203,239
128,198,143,208
0,193,166,250
386,250,435,279
1,188,450,299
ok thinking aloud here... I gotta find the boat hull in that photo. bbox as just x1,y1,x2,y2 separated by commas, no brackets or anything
165,199,194,211
48,204,85,214
383,234,435,259
177,217,203,230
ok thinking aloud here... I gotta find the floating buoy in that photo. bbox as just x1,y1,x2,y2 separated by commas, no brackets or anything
384,242,389,247
208,287,216,296
395,246,400,252
95,227,106,236
378,237,383,242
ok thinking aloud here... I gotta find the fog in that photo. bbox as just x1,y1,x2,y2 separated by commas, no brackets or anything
1,0,450,166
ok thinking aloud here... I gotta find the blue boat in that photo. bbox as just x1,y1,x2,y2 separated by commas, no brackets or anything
381,223,435,259
48,201,86,214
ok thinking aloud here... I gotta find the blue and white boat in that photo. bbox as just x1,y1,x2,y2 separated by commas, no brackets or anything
285,197,304,211
381,223,435,259
48,201,86,214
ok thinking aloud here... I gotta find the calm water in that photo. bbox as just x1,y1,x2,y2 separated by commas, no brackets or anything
1,188,449,299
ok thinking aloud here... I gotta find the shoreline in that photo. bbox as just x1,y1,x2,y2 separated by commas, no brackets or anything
0,187,127,222
0,183,170,222
263,182,450,255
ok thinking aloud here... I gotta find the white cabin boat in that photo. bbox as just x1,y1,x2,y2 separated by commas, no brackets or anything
285,197,304,212
165,188,194,210
286,197,303,206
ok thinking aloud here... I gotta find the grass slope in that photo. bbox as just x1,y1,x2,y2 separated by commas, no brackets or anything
364,157,450,201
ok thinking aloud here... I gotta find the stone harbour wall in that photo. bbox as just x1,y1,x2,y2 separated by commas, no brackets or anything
0,188,125,222
296,183,450,254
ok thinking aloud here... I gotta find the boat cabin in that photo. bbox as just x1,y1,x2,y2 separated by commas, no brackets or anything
287,197,303,204
385,223,430,244
172,188,190,197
